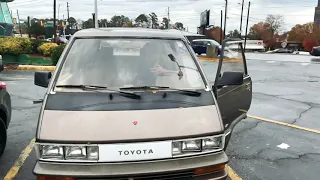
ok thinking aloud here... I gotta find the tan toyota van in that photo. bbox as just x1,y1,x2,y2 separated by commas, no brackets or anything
33,28,252,180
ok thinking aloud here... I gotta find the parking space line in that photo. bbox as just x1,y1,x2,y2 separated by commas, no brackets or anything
226,165,242,180
248,114,320,134
4,138,35,180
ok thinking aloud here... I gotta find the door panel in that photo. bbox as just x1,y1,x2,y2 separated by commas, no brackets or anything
213,40,252,129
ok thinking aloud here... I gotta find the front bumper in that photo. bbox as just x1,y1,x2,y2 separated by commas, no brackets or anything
33,151,228,179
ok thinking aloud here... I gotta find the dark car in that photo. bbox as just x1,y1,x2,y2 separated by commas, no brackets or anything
191,39,221,55
310,46,320,56
0,81,12,157
267,48,293,54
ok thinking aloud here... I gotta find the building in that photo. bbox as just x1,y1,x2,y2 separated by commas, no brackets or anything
315,0,320,26
0,2,14,36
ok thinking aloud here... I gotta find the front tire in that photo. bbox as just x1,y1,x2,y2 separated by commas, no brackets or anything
0,118,6,157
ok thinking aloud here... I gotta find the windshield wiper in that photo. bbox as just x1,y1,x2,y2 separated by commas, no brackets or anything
120,86,201,97
55,85,141,99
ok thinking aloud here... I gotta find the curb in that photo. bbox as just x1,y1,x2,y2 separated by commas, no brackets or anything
16,65,56,71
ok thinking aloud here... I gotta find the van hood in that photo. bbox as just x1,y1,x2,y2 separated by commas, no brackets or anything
38,105,223,142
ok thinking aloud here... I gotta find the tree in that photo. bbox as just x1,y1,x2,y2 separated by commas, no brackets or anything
205,26,224,43
303,34,319,52
123,20,133,27
175,22,185,31
162,17,169,29
265,14,284,34
287,22,320,42
28,22,46,37
227,29,240,38
135,14,149,27
109,15,130,27
99,19,108,27
68,17,77,27
149,12,159,29
82,18,94,29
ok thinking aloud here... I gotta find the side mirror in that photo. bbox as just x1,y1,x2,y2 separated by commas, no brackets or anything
218,72,244,88
34,71,52,88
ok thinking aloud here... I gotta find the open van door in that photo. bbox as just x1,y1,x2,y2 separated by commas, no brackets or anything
212,39,252,147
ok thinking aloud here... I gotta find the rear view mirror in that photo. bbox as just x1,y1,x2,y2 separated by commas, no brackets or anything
34,71,52,88
218,72,244,87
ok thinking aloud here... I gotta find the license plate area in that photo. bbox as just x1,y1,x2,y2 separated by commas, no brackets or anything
99,141,172,162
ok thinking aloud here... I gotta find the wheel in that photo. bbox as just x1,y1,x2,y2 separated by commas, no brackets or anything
0,118,6,157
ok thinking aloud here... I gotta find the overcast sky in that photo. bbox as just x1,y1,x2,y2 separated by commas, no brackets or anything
7,0,317,33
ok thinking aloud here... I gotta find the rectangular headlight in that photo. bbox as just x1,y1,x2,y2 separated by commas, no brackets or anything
65,146,87,160
182,140,201,152
172,142,182,155
41,145,64,160
202,136,223,150
87,146,99,160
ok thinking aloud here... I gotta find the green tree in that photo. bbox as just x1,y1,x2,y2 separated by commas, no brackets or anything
149,12,159,29
82,18,94,29
175,22,185,31
227,29,240,38
109,15,130,27
68,17,77,27
99,19,108,27
135,14,149,27
162,17,169,29
28,22,46,37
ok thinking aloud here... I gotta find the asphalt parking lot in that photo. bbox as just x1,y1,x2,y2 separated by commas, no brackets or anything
0,53,319,180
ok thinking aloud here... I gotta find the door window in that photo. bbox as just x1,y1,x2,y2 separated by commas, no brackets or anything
220,41,246,77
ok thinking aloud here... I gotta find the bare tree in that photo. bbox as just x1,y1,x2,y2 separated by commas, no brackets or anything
265,14,284,34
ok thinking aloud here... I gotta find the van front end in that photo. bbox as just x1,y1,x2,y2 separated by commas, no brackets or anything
33,135,229,180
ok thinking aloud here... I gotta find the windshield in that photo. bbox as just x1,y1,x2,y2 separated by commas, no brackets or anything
56,38,205,90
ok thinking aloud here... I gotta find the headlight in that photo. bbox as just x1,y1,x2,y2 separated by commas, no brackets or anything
172,135,224,157
172,142,182,155
87,146,99,160
38,144,99,161
202,136,223,150
65,146,87,160
41,145,64,160
182,140,201,152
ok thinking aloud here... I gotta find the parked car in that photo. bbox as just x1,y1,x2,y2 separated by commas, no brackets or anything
266,48,293,54
191,39,221,55
310,46,320,56
0,81,12,157
32,28,252,180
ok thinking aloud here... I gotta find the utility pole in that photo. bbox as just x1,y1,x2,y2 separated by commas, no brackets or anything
67,2,70,25
58,4,60,20
168,7,170,28
53,0,57,42
244,1,251,51
94,0,98,28
27,16,31,38
239,0,244,38
16,10,22,37
223,0,228,40
92,13,95,28
220,10,223,44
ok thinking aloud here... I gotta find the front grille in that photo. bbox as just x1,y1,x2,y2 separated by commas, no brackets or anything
79,170,194,180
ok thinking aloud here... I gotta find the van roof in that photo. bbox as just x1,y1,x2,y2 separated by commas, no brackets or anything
72,28,186,39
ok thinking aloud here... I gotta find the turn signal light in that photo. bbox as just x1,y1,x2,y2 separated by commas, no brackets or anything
194,164,226,175
37,176,76,180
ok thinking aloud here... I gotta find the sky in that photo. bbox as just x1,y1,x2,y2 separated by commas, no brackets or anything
7,0,318,33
